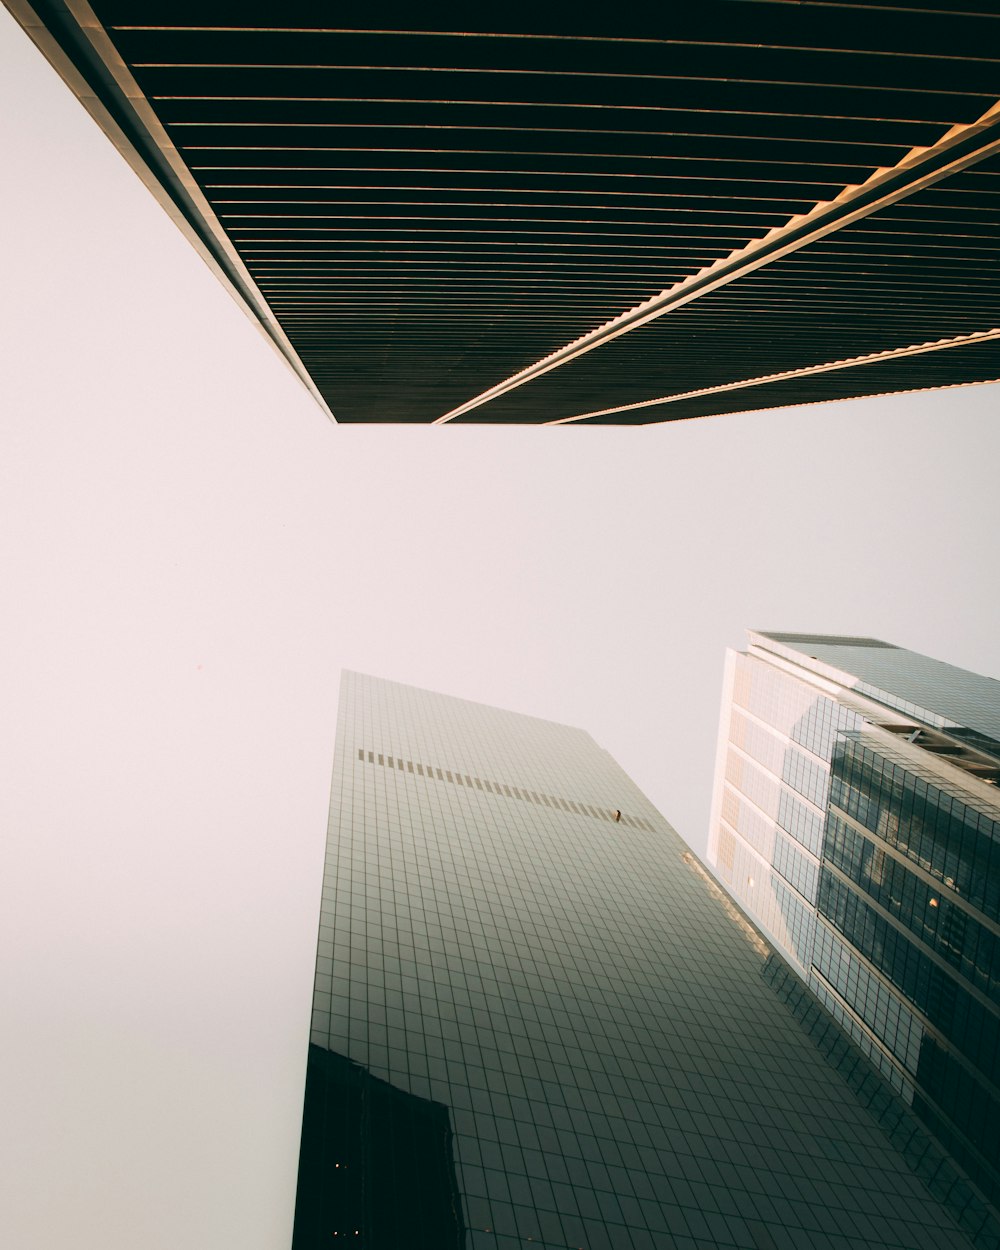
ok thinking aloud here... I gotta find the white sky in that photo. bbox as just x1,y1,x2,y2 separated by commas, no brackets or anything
3,10,999,1249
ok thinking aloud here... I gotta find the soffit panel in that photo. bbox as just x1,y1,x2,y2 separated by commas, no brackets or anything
18,0,1000,421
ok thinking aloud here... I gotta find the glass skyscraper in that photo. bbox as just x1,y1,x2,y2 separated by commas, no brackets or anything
294,671,994,1248
708,633,1000,1225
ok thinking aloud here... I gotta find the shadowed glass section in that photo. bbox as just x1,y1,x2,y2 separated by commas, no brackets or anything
292,1044,464,1249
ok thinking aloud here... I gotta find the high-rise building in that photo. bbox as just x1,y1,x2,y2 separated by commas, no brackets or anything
294,670,995,1249
708,633,1000,1219
8,4,1000,423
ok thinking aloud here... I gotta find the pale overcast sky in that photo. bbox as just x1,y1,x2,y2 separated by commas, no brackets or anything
2,9,999,1250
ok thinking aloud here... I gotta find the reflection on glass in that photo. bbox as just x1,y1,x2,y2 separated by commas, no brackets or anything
293,1045,464,1249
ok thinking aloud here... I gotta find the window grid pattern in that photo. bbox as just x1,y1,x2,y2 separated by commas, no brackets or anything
773,832,820,903
824,814,1000,1001
732,653,832,753
812,923,924,1077
781,747,830,811
729,709,785,777
727,652,829,884
829,736,1000,925
790,698,865,764
818,872,998,1085
807,972,915,1102
769,873,819,971
716,829,817,972
777,788,825,858
716,826,736,875
724,749,779,821
304,672,974,1250
721,788,773,860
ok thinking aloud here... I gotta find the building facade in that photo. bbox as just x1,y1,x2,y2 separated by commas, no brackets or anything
708,633,1000,1218
294,670,991,1249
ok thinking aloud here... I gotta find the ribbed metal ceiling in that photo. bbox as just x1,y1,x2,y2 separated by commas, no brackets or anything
14,0,1000,423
